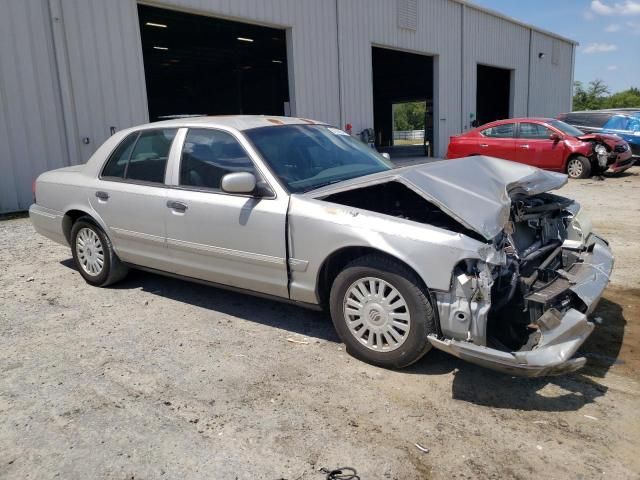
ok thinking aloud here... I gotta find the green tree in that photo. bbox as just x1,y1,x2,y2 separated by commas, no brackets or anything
393,101,426,131
572,80,640,110
602,87,640,108
572,79,610,110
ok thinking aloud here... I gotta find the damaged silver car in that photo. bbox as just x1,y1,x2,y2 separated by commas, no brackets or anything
30,116,613,376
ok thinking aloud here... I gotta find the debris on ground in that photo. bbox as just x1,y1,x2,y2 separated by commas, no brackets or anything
414,443,430,453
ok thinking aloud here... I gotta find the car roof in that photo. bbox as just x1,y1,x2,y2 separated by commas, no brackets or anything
476,118,556,129
126,115,328,132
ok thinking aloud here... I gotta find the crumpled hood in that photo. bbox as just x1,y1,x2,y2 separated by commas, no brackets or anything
310,156,567,240
576,133,622,145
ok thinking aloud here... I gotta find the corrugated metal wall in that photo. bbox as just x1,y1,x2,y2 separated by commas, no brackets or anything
462,5,530,129
0,0,575,213
0,0,68,213
55,0,150,165
156,0,342,126
337,0,463,157
529,31,575,116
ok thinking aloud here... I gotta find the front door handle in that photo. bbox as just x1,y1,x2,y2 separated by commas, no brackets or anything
167,200,188,212
519,144,530,149
480,143,489,148
95,191,109,200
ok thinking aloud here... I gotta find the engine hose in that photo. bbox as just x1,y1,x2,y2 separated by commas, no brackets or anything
493,260,520,311
521,240,562,264
520,240,542,259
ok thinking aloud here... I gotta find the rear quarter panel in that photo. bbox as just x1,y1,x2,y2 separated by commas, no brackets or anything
30,168,106,246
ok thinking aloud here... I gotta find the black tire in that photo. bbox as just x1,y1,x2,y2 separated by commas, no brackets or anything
566,155,592,179
70,217,128,287
329,254,437,369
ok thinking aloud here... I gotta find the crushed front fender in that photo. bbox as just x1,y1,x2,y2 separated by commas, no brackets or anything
429,235,613,377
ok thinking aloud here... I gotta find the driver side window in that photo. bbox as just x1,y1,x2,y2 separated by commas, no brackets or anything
179,128,256,191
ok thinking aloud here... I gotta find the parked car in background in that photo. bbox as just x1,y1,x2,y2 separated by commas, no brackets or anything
30,115,613,376
557,110,640,159
446,118,633,178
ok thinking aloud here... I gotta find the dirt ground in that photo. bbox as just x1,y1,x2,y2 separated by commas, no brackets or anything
1,167,639,480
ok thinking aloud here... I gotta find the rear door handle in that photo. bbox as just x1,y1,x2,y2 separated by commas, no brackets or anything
519,144,530,149
480,143,489,148
95,191,109,200
167,200,188,212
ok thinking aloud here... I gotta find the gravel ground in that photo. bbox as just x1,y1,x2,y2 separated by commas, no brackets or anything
1,167,639,480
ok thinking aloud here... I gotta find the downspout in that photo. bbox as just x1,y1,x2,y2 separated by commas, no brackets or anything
569,43,576,111
526,28,532,116
47,0,81,166
460,3,465,131
335,0,344,128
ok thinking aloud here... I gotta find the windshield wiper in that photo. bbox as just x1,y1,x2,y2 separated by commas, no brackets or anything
301,178,347,193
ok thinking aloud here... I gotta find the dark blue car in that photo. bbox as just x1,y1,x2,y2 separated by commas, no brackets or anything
558,110,640,159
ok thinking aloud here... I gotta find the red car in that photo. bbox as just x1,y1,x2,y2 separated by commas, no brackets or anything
446,118,633,178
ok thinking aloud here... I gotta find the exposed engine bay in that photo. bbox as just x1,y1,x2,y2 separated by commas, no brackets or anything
487,192,588,351
324,180,601,364
322,181,485,241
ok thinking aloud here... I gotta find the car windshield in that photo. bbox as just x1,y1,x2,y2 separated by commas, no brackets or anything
244,124,392,193
549,120,584,137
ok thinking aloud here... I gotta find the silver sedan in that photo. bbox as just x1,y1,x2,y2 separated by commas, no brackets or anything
30,116,613,376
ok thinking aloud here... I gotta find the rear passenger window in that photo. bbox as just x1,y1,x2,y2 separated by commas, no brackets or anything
179,128,256,191
102,133,137,178
519,123,553,139
126,129,177,183
101,129,176,183
481,124,515,138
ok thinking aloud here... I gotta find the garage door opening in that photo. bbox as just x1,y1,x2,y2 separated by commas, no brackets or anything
372,47,434,158
138,4,290,121
476,65,512,126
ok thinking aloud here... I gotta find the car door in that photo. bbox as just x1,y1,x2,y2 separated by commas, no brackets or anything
515,122,565,170
164,127,289,298
477,123,516,160
89,128,178,271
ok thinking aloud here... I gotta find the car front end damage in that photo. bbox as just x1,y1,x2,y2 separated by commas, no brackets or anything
306,156,613,376
429,191,613,376
577,133,634,173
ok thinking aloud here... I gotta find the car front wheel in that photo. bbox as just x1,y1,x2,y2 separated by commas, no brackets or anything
70,217,128,287
329,255,436,369
566,155,591,179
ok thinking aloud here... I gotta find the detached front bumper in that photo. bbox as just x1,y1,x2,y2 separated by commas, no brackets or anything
609,153,635,173
429,236,614,377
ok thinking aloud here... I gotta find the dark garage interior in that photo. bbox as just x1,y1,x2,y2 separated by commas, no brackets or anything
476,64,511,126
372,47,434,157
138,4,290,121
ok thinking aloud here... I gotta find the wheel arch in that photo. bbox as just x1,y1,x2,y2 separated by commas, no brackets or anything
62,206,109,244
316,246,434,311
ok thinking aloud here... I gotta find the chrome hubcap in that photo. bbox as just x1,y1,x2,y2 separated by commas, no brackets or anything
567,159,583,178
76,227,104,276
343,277,410,352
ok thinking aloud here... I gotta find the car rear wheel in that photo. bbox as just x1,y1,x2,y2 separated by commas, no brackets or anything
566,155,591,179
70,218,128,287
329,255,436,368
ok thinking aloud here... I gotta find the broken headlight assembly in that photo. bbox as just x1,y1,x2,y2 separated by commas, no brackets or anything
594,143,608,168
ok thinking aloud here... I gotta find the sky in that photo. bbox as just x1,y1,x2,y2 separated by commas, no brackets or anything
469,0,640,93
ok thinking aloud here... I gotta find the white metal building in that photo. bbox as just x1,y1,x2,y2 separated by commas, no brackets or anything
0,0,576,214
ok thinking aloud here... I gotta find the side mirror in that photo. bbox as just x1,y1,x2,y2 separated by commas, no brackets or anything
381,152,391,160
221,172,257,194
549,133,561,142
